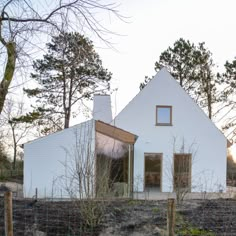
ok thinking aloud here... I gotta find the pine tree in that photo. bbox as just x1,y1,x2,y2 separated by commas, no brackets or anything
24,32,112,132
140,38,218,119
218,59,236,135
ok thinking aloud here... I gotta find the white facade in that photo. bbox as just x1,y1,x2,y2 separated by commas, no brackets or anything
24,68,227,197
93,94,112,123
24,120,95,198
113,68,227,192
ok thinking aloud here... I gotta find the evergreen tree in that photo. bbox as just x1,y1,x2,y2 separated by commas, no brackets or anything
194,43,217,119
140,38,218,119
221,59,236,89
0,0,123,115
218,59,236,135
24,32,112,132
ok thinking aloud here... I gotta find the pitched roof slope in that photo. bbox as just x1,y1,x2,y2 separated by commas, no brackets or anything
113,67,227,141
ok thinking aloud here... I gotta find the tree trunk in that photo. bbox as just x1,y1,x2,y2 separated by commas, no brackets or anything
11,125,17,170
13,142,17,170
64,109,70,129
206,70,212,120
179,73,183,87
207,91,212,120
0,42,16,114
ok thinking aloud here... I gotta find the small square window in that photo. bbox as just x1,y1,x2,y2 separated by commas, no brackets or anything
156,106,172,126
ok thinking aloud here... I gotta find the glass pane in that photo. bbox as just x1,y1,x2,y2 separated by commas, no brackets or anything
145,154,162,188
157,107,171,124
96,132,129,196
174,154,191,189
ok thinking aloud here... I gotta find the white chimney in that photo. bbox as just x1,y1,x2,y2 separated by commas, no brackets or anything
93,95,112,123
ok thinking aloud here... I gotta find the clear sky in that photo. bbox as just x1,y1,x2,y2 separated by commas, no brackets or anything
93,0,236,118
2,0,236,158
3,0,236,126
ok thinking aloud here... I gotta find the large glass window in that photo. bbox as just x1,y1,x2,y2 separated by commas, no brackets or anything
156,105,172,126
173,153,192,191
145,153,162,191
96,132,132,197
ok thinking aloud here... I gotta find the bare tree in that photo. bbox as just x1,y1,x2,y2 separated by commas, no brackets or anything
57,121,132,231
4,98,31,169
59,126,121,199
58,123,114,232
0,0,124,114
165,137,198,204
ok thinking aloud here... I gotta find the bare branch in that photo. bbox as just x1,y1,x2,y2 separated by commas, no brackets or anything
1,0,14,17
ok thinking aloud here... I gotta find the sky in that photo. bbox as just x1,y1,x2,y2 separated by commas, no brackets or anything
6,0,236,123
92,0,236,118
1,0,236,159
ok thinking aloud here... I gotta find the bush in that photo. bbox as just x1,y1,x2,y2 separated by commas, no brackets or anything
0,142,11,170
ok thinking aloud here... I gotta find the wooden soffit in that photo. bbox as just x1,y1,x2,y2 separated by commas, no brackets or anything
227,139,233,148
95,120,137,144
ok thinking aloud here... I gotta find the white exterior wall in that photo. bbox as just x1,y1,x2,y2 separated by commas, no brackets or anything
24,120,95,198
93,94,113,123
114,68,227,193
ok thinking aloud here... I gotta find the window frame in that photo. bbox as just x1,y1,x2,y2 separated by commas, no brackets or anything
156,105,172,126
144,153,163,192
173,153,192,192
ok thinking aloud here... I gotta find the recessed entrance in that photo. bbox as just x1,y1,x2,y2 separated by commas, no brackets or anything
144,153,162,191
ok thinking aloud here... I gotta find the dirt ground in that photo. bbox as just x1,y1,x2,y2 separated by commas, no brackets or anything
177,199,236,235
0,197,236,235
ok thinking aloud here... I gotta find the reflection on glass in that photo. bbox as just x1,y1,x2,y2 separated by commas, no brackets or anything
96,132,129,196
174,154,191,190
157,107,171,124
145,154,161,189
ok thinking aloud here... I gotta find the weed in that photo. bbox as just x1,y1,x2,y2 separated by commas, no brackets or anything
177,227,215,236
152,207,159,213
127,199,142,206
176,212,215,236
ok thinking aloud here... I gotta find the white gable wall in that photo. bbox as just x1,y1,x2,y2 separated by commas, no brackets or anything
114,68,227,192
24,120,95,198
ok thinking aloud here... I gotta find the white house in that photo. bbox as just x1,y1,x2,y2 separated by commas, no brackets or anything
113,68,229,193
24,68,229,198
24,118,137,198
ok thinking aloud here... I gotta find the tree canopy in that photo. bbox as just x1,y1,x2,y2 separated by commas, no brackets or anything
23,32,112,132
0,0,122,115
140,38,219,119
218,59,236,136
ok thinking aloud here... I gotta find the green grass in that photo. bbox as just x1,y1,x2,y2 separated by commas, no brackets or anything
176,212,215,236
152,207,159,213
177,227,215,236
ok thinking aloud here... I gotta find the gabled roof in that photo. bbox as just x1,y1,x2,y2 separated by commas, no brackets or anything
24,119,138,147
157,68,227,140
114,67,228,144
24,120,93,146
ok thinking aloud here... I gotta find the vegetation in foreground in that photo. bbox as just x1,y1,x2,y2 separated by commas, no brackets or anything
0,198,236,235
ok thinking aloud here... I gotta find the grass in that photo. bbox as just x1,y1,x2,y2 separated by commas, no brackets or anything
127,199,143,206
152,207,159,213
175,212,215,236
177,227,215,236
